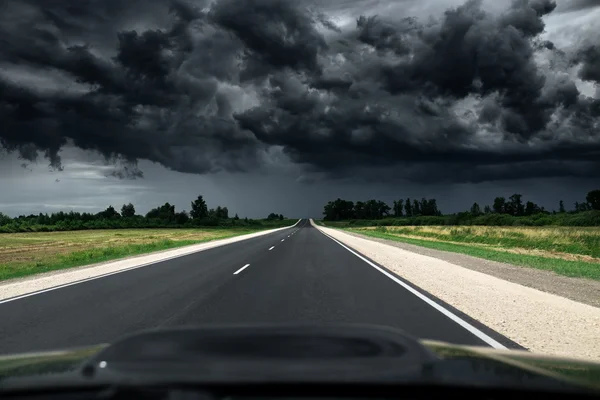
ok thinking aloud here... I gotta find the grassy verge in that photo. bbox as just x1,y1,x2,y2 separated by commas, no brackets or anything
347,229,600,280
317,210,600,227
0,226,287,282
365,225,600,257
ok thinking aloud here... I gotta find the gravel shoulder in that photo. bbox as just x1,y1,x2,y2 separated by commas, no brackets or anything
314,222,600,362
342,230,600,308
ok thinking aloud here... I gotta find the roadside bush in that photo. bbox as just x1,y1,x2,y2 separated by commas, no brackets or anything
471,214,515,226
531,216,555,226
560,211,600,226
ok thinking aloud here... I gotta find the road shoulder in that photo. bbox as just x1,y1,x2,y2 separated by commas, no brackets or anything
313,221,600,362
0,223,298,303
341,230,600,308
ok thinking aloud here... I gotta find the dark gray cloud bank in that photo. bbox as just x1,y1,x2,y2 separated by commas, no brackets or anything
0,0,599,204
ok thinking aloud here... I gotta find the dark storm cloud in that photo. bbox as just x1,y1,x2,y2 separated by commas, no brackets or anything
1,0,599,184
575,45,600,84
235,0,600,182
374,0,559,137
501,0,556,38
0,0,260,175
355,15,417,55
559,0,600,12
210,0,329,76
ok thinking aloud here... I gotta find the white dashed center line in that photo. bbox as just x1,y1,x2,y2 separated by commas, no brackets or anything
233,264,250,275
281,239,285,242
269,246,275,250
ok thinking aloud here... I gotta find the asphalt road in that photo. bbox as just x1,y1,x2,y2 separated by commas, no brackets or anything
0,219,515,354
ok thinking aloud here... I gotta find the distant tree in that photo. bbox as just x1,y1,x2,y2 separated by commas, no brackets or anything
426,199,440,216
420,198,428,215
146,203,175,221
404,198,412,217
121,203,136,218
393,199,404,217
355,201,366,219
377,201,391,218
190,195,208,220
80,212,94,222
265,212,285,221
586,190,600,210
162,203,175,219
34,213,49,225
0,212,11,226
484,205,492,214
365,200,379,219
412,199,421,216
164,203,176,218
324,198,398,220
208,208,217,218
573,201,591,212
559,200,565,213
419,198,439,216
525,201,542,216
507,194,524,216
470,202,482,216
234,213,240,220
212,206,229,219
492,197,506,214
99,205,120,219
323,202,334,220
174,211,189,225
339,199,356,219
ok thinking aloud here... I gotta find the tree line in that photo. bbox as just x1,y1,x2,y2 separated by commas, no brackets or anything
323,190,600,226
323,198,441,221
0,195,288,233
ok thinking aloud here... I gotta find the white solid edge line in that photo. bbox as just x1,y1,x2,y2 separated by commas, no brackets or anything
233,264,251,275
0,222,301,305
317,228,507,350
0,250,191,305
269,246,275,250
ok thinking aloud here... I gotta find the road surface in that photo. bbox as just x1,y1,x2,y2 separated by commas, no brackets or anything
0,219,517,354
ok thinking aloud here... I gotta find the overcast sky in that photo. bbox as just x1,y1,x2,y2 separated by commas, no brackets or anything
1,0,599,217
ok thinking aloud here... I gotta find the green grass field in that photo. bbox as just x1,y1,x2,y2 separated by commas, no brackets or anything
318,222,600,280
0,228,278,281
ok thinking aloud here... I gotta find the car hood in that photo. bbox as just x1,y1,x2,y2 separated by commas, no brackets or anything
1,325,599,394
0,340,598,391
